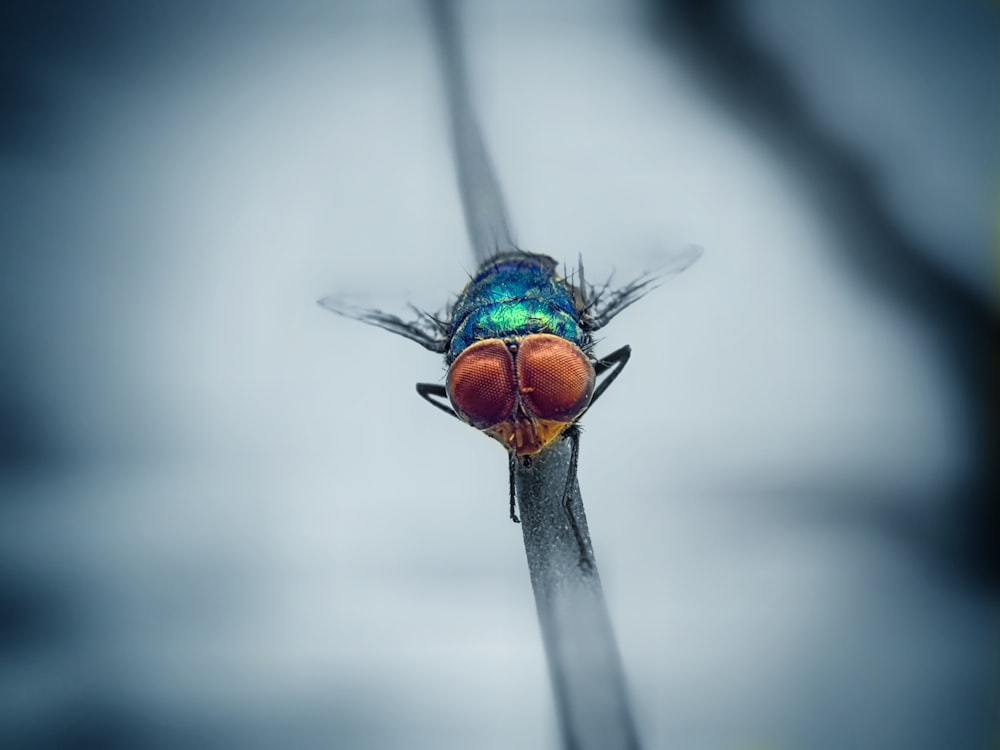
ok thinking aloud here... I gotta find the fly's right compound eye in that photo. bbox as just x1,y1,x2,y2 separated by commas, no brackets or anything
447,339,517,428
515,333,595,423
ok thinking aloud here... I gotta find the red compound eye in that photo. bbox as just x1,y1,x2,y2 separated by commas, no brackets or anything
447,339,517,428
516,334,595,422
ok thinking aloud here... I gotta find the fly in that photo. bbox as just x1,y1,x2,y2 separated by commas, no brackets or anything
319,247,700,523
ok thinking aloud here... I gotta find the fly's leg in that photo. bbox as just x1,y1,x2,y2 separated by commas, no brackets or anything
561,425,594,572
419,382,524,524
561,344,630,566
416,382,459,419
508,452,520,523
591,345,631,406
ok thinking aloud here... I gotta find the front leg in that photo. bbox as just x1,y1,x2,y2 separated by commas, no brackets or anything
590,345,632,406
416,382,459,419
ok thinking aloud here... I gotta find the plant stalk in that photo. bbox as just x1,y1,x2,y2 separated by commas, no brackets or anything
429,3,643,747
515,440,642,750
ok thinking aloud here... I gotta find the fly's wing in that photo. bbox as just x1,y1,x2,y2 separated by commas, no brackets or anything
317,296,450,354
576,245,703,332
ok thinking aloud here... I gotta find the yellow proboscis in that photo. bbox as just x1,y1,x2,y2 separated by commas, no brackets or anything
485,417,570,456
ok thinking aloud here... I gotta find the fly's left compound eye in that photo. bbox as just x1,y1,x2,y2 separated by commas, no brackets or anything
516,334,595,422
447,339,517,428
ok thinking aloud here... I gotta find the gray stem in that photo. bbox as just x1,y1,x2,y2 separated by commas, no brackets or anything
428,0,518,263
515,440,642,750
429,3,642,747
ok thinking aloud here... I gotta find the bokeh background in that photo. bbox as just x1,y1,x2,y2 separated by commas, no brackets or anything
1,1,997,748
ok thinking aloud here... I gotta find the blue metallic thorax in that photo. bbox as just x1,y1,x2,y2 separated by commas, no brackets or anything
447,253,585,363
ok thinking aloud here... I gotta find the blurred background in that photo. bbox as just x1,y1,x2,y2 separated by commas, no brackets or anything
1,1,996,748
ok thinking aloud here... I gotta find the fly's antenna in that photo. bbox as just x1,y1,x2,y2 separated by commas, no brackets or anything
428,0,518,265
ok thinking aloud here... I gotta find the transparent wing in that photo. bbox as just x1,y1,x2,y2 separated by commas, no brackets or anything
576,245,703,332
317,296,450,354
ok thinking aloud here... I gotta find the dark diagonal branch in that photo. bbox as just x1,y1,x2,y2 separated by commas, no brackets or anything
646,0,998,587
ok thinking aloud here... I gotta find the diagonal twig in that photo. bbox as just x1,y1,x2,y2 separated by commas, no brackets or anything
428,0,518,263
428,2,643,747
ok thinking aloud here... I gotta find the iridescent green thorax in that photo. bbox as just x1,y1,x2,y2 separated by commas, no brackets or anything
447,253,585,363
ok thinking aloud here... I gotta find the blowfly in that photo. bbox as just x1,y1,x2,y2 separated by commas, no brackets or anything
320,247,700,522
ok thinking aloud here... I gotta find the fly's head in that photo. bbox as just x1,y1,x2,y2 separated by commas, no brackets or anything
445,333,595,456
